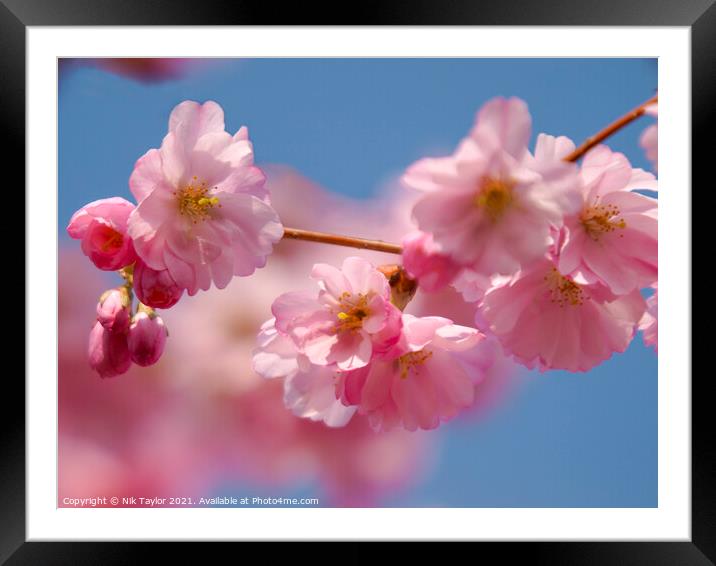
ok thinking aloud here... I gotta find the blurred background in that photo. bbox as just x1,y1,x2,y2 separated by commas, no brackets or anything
58,58,658,507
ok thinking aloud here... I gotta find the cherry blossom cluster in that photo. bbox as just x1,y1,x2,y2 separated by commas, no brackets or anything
67,101,283,376
68,96,658,431
397,97,658,374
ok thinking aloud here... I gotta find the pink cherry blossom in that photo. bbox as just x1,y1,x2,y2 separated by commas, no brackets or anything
401,231,462,292
133,260,184,309
271,256,403,371
555,142,658,294
127,100,283,295
67,197,137,271
640,284,658,352
478,256,646,372
127,311,168,366
88,321,132,378
254,318,357,427
640,103,658,173
96,287,131,333
337,314,485,431
403,97,581,276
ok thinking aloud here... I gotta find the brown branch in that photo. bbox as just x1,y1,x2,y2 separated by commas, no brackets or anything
563,94,658,162
281,227,403,255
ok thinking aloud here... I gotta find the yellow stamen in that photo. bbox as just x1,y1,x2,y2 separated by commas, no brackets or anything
474,177,514,222
398,350,433,379
175,180,221,223
544,268,587,307
581,201,626,241
334,292,371,333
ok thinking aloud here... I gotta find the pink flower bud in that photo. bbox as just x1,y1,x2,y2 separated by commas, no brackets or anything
133,260,184,309
96,287,131,332
127,311,168,367
88,321,132,378
401,231,462,292
67,197,137,271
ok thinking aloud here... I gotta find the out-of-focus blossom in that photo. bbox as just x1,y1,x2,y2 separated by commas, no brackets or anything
59,58,205,84
640,284,658,352
404,97,581,276
127,100,283,295
96,287,131,333
127,311,168,367
271,257,402,371
94,58,194,83
67,197,137,270
133,259,184,309
556,143,658,294
401,231,462,292
478,256,646,372
640,103,658,173
88,320,132,378
338,314,485,431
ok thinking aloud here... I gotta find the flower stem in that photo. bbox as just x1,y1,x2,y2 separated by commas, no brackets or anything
282,227,403,255
280,93,657,254
563,94,657,162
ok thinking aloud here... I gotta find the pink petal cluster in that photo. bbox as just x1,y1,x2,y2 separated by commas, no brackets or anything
254,318,356,427
337,314,485,431
67,197,137,271
403,97,582,277
639,284,658,352
127,100,283,294
255,255,488,431
270,256,402,371
397,101,658,375
639,103,658,173
478,256,646,372
401,231,462,292
555,141,658,294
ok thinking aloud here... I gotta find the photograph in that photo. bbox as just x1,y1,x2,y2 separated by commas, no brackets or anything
57,56,659,509
5,5,706,558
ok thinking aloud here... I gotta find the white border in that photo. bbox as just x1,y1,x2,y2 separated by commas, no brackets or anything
27,27,691,541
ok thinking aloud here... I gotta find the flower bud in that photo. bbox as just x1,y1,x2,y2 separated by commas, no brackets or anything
66,197,137,271
127,311,168,366
133,260,184,309
96,287,131,332
88,321,132,378
377,264,417,311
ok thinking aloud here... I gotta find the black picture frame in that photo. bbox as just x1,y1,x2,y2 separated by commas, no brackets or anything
4,0,709,561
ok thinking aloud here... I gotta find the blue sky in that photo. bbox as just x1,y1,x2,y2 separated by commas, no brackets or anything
59,58,657,507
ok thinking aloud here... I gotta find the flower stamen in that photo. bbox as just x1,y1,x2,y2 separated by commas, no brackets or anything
581,201,626,241
398,350,433,379
335,292,371,332
544,267,586,307
175,177,221,223
474,177,514,222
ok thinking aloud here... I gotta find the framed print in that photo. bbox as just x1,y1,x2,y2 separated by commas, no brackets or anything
4,0,711,561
